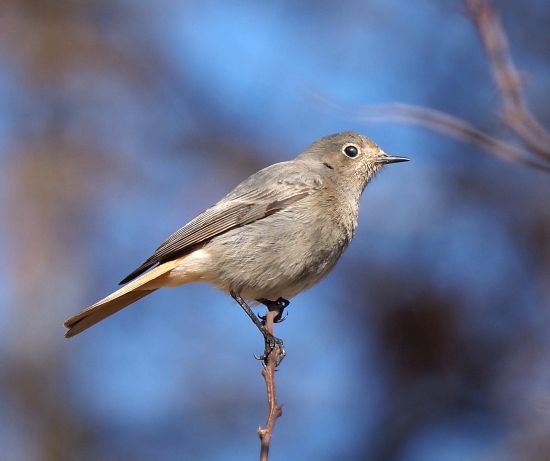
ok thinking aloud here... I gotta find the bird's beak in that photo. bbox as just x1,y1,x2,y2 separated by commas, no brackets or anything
376,153,410,164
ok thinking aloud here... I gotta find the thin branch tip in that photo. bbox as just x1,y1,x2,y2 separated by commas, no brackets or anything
257,308,285,461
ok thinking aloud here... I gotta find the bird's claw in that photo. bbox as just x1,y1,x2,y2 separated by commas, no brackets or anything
257,310,288,324
257,297,290,324
274,311,288,323
275,297,289,308
254,333,286,366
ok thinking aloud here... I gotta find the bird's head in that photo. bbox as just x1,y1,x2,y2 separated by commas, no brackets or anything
297,131,409,188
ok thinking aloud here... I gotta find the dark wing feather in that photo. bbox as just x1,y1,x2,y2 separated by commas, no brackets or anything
119,163,322,284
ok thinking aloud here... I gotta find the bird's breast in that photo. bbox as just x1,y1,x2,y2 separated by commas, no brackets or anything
199,193,360,300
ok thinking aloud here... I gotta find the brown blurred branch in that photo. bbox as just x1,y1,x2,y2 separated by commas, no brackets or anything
465,0,550,159
322,0,550,171
350,104,550,172
258,311,284,461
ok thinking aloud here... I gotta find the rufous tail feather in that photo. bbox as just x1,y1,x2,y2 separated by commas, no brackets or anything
64,258,183,337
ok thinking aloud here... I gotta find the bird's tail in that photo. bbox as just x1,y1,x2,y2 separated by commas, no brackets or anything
64,258,184,338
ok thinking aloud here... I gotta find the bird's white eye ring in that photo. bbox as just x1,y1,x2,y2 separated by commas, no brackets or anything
343,144,359,158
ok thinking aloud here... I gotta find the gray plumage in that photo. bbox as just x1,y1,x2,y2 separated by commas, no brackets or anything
64,131,408,337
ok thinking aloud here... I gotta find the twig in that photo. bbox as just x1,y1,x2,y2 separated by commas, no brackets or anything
351,103,550,173
465,0,550,159
315,0,550,172
258,310,284,461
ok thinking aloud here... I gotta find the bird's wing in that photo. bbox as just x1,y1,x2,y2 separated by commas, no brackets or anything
119,162,323,284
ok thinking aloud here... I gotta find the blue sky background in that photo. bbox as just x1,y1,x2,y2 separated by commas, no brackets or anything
1,1,550,460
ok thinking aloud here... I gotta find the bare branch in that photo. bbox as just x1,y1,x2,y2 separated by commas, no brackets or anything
354,103,550,172
465,0,550,159
312,93,550,172
318,0,550,171
258,312,284,461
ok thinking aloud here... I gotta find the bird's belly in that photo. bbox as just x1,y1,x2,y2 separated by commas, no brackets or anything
236,270,329,302
203,215,349,301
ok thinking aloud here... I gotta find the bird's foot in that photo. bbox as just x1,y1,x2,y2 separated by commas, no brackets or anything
257,297,290,324
254,332,286,366
257,311,288,324
230,291,287,366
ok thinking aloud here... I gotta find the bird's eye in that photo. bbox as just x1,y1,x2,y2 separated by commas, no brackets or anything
343,145,359,158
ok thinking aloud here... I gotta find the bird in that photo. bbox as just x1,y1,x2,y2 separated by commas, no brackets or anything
64,131,408,361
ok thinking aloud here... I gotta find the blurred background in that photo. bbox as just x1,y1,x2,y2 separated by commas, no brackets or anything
1,0,549,460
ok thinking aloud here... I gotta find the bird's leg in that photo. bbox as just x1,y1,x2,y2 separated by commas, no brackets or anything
257,297,290,324
230,291,286,365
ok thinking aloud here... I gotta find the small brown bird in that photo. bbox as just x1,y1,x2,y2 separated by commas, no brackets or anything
64,132,408,359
